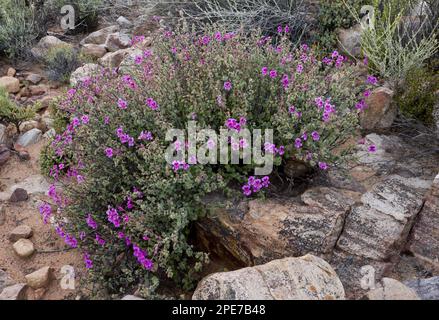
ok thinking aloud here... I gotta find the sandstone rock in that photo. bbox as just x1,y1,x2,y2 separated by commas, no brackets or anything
9,225,33,242
29,85,47,96
81,44,107,59
0,144,11,166
0,283,27,300
0,270,14,292
406,173,439,268
12,239,35,258
104,32,132,52
337,24,362,58
19,120,39,133
25,73,42,85
0,76,20,93
25,267,52,289
360,87,396,130
80,25,120,46
330,249,392,299
70,63,100,87
196,187,352,266
366,278,420,300
337,175,426,262
31,36,67,60
9,188,28,202
117,16,133,29
193,255,345,300
405,276,439,300
99,49,131,68
16,128,42,147
132,14,161,37
121,295,144,300
7,67,16,77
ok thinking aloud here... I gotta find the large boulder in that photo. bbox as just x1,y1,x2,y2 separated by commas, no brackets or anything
193,255,345,300
104,32,132,52
360,87,396,130
80,44,107,59
0,76,20,93
196,187,353,266
365,278,420,300
16,128,42,147
98,49,132,69
31,36,67,60
337,23,363,58
405,276,439,300
80,25,120,46
406,173,439,269
70,63,101,87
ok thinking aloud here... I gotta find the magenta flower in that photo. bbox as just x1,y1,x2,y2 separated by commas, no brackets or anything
311,131,320,141
261,67,268,76
214,31,222,41
224,81,232,91
295,138,302,149
84,253,93,269
105,147,113,158
134,55,143,65
277,25,283,34
364,90,371,97
86,214,98,230
118,98,128,109
242,184,252,196
296,64,304,74
81,115,89,124
269,70,278,78
367,75,378,85
368,145,377,153
319,162,329,170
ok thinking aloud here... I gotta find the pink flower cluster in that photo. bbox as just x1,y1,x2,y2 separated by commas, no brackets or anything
242,176,270,196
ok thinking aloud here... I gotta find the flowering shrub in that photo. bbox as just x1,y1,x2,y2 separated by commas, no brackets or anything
40,25,374,297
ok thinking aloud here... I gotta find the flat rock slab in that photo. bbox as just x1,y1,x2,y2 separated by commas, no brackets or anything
0,284,27,300
16,128,42,147
406,174,439,268
404,276,439,300
196,187,352,266
193,255,345,300
336,175,426,261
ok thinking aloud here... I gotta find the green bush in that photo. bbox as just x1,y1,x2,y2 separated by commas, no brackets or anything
314,0,368,54
44,44,81,83
396,65,439,125
0,87,35,133
0,0,47,59
40,26,373,297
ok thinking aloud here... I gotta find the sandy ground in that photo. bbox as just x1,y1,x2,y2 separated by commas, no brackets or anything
0,140,84,300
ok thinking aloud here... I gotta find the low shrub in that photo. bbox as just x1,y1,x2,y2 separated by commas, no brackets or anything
44,44,81,83
314,0,368,54
40,26,374,297
0,0,48,59
396,65,439,125
0,87,35,133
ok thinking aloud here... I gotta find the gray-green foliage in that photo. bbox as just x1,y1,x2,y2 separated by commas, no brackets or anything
0,0,47,59
346,0,439,85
